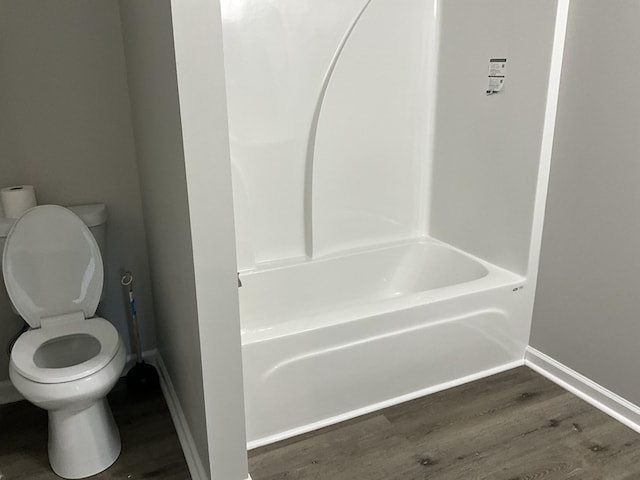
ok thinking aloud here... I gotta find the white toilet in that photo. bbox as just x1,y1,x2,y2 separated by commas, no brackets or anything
2,205,126,479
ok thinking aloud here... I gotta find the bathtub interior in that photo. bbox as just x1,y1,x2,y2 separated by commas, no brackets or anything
240,239,493,326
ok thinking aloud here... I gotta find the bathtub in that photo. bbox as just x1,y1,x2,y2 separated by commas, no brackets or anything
239,238,528,448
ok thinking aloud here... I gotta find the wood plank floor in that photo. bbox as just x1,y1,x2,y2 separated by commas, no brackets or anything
0,380,190,479
249,367,640,480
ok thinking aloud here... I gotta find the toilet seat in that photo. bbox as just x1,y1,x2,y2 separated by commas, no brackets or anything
2,205,104,328
10,317,120,384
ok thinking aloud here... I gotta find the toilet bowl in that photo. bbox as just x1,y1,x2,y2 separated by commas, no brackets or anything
2,205,126,479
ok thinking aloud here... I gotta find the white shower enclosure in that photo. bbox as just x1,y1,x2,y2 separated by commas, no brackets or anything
220,0,565,448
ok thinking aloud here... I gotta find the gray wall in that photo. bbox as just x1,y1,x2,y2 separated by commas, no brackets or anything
0,0,156,381
531,0,640,404
118,0,211,475
430,0,557,275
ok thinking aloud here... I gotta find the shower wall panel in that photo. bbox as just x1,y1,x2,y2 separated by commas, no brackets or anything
429,0,558,275
221,0,433,268
311,0,434,257
222,0,368,269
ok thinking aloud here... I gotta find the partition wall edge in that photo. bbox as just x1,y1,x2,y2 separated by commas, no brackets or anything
169,0,249,479
521,0,571,345
417,0,441,237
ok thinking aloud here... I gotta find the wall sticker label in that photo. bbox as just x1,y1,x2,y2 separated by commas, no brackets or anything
487,58,507,95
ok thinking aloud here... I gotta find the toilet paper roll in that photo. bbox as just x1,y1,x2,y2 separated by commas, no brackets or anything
1,185,37,218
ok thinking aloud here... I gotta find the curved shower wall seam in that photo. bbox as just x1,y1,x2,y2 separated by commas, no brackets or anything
303,0,375,259
417,0,441,238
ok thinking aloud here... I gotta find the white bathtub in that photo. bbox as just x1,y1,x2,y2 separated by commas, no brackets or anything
239,239,528,448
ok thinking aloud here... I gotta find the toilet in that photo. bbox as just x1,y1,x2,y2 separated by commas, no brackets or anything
2,205,126,479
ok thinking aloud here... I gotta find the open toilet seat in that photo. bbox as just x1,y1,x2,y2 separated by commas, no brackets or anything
10,317,120,384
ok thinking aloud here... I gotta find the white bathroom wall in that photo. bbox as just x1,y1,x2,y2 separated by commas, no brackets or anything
120,0,249,478
429,0,558,275
531,0,640,405
0,0,156,381
170,0,250,476
222,0,434,268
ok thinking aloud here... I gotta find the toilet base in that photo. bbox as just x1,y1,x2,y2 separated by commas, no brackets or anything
48,398,121,479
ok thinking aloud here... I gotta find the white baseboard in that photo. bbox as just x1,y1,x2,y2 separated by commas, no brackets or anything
525,347,640,434
0,379,22,405
153,352,209,480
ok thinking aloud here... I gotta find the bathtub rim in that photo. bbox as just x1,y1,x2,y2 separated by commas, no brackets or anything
240,237,525,345
241,269,524,345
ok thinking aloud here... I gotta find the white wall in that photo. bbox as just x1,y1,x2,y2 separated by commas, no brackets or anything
430,0,558,275
531,0,640,405
222,0,434,268
120,0,249,478
170,0,249,477
0,0,156,381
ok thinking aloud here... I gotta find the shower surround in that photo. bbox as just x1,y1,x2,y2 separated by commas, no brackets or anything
221,0,563,447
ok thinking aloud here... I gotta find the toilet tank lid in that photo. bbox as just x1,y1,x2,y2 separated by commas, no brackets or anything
0,203,107,238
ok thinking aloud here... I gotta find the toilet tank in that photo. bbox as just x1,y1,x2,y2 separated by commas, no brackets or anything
0,204,108,301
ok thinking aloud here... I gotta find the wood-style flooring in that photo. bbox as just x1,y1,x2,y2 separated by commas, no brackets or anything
249,367,640,480
0,380,190,479
2,367,640,479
